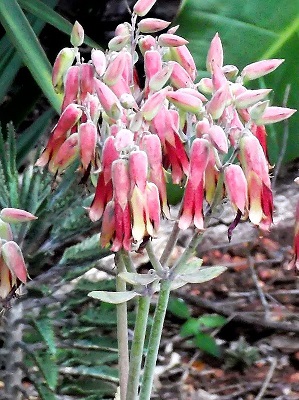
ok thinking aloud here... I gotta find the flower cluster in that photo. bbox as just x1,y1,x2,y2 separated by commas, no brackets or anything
0,208,37,300
37,0,295,251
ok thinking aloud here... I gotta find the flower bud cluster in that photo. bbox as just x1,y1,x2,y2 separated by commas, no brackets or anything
39,0,296,251
0,208,37,300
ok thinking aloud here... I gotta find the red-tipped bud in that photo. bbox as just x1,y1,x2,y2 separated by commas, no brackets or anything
0,208,37,224
158,34,188,47
94,78,122,120
254,106,296,125
138,18,171,33
241,59,284,80
108,35,130,51
224,165,248,213
52,103,82,141
235,89,272,109
91,49,107,76
133,0,157,16
71,21,84,47
196,118,210,137
1,241,27,283
52,48,76,93
207,125,228,154
206,33,223,72
78,121,97,170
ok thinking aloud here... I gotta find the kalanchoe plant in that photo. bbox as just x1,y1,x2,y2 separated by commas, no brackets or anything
35,0,296,398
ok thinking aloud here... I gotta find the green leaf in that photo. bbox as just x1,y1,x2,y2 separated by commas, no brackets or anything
180,318,200,337
0,0,61,112
19,0,101,49
168,297,191,319
34,352,58,390
176,0,299,162
35,383,56,400
118,271,159,286
88,291,139,304
180,266,227,283
198,314,227,328
33,318,57,356
174,257,203,275
194,332,221,357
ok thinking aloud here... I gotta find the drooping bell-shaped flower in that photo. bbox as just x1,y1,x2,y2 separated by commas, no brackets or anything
179,138,210,230
239,133,273,229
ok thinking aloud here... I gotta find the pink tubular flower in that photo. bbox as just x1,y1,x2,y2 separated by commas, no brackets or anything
158,34,189,47
94,78,122,120
80,63,95,99
78,121,98,170
52,104,82,142
239,133,273,228
141,134,170,218
49,133,79,174
103,52,127,86
91,49,107,76
224,165,248,213
254,106,296,125
61,65,80,111
179,138,210,230
169,61,194,89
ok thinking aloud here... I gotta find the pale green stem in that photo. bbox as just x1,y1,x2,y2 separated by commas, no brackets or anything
126,294,151,400
115,253,129,400
139,279,172,400
159,220,180,267
146,242,165,276
120,249,136,273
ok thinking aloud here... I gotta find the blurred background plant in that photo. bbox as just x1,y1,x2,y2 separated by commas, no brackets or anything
0,0,298,399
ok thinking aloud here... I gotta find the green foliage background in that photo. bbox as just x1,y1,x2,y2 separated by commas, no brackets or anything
176,0,299,163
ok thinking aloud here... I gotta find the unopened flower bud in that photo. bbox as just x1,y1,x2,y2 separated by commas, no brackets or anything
103,52,127,86
71,21,84,47
224,165,248,213
235,89,271,109
0,220,13,241
149,63,173,92
207,125,228,153
170,45,197,80
241,59,284,80
166,90,202,113
0,208,37,224
169,61,193,89
91,49,107,76
78,121,97,170
61,65,80,110
1,241,28,283
249,100,269,121
94,78,122,120
52,103,82,141
206,84,230,119
158,34,188,47
206,33,223,72
141,88,168,120
138,35,156,55
254,106,296,125
133,0,157,17
115,22,131,37
196,78,213,94
138,18,171,33
80,63,95,97
52,47,76,93
108,35,130,51
49,133,79,174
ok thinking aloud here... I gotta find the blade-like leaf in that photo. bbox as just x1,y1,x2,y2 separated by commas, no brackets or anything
176,0,299,162
88,291,139,304
19,0,101,49
0,0,61,112
180,266,227,284
118,271,159,286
